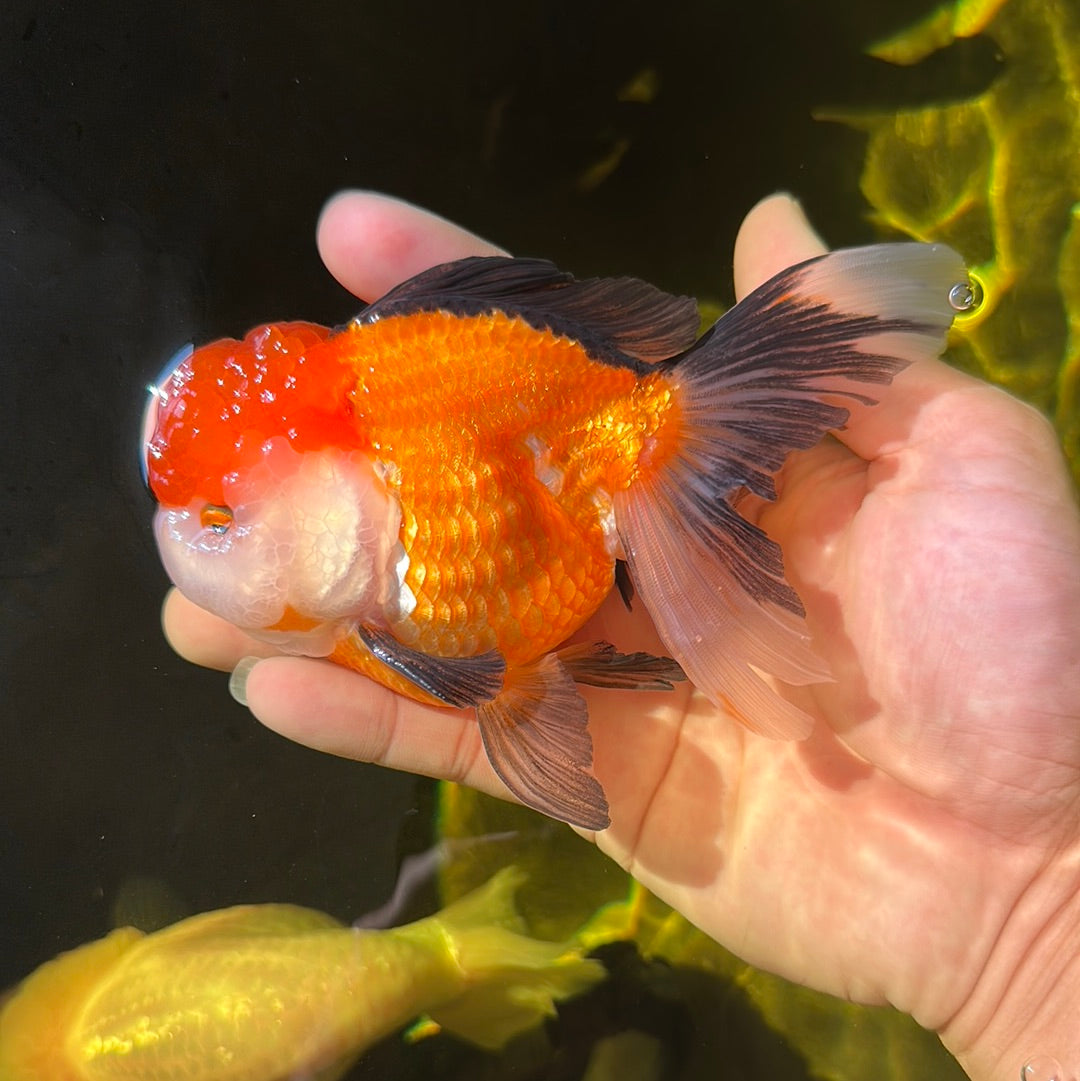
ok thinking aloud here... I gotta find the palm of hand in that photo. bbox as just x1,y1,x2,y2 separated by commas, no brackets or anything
161,192,1080,1037
593,368,1080,1027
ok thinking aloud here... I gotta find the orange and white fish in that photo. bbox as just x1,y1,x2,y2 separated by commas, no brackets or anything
143,244,965,829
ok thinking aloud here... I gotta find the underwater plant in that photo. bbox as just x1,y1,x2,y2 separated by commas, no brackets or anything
822,0,1080,482
436,786,966,1081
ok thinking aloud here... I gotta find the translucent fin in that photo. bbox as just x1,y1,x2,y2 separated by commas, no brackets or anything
665,243,965,500
615,491,825,738
425,867,604,1050
429,865,529,934
558,641,686,691
476,654,610,830
617,243,965,738
355,624,505,708
358,255,700,367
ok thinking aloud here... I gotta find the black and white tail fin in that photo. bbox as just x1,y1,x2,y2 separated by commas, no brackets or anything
614,243,967,738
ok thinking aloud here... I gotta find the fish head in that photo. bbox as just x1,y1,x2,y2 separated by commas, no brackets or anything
143,322,401,656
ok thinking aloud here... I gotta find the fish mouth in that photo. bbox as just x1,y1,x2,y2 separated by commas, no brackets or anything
152,442,403,656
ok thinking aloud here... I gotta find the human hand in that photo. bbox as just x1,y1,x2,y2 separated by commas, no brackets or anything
162,191,1080,1081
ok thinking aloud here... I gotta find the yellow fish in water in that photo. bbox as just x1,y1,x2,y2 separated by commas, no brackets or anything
0,868,602,1081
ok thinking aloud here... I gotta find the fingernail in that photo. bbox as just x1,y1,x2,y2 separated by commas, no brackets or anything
773,190,811,223
229,657,261,706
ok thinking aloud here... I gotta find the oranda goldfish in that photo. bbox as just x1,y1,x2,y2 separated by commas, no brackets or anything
143,245,965,828
0,868,602,1081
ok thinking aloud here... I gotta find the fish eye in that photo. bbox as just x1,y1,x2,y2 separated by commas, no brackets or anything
200,504,234,534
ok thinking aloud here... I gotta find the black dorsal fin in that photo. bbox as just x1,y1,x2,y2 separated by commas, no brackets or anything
356,255,700,368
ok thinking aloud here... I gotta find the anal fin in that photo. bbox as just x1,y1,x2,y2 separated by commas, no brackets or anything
476,654,610,831
354,628,610,830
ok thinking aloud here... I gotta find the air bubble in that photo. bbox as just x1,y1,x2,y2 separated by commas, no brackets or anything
1021,1055,1066,1081
948,278,984,312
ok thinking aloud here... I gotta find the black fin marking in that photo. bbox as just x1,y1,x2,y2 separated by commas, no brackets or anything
617,242,966,739
558,641,686,691
614,559,635,611
356,625,505,708
476,653,609,830
661,242,964,502
356,255,699,369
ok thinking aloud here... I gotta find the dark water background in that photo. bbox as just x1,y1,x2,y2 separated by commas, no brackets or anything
0,1,998,1075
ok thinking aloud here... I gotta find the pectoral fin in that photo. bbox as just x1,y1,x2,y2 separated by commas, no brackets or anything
476,654,610,831
353,629,610,830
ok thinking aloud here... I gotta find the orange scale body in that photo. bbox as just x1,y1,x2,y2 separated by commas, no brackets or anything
326,309,678,701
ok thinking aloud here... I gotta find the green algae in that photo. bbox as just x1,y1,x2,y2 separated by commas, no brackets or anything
437,786,963,1081
822,0,1080,480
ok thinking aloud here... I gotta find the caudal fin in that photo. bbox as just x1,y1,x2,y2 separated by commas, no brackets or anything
426,867,604,1050
615,243,967,738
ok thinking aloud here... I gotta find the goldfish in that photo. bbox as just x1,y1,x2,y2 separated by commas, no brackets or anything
0,868,603,1081
143,244,966,829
